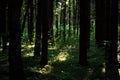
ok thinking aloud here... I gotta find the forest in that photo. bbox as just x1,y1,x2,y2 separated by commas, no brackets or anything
0,0,120,80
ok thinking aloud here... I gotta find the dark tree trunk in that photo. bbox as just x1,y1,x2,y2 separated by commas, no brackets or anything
107,0,119,65
34,0,37,18
55,0,59,37
60,1,64,37
34,0,42,57
76,0,79,36
95,0,106,46
48,0,54,45
0,0,8,53
73,0,77,35
104,0,111,42
63,0,67,42
68,0,71,37
79,0,90,65
40,0,49,66
60,1,63,27
28,0,34,43
8,0,26,80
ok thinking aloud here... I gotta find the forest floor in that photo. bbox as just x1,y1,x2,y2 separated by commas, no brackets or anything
0,38,120,80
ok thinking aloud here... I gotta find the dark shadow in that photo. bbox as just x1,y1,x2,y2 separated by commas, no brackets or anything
105,64,120,80
0,51,9,80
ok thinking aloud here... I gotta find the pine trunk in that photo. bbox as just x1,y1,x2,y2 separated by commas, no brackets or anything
8,0,26,79
95,0,106,46
79,0,90,65
40,0,49,66
34,0,42,57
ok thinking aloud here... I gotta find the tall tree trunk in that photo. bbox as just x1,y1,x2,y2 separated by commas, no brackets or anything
73,0,77,35
28,0,34,43
40,0,49,66
95,0,106,46
55,0,59,37
34,0,37,19
8,0,26,80
105,1,120,79
0,0,7,53
63,0,67,42
34,0,42,57
79,0,90,65
108,0,119,65
68,0,71,37
60,1,64,38
48,0,54,45
104,0,111,42
76,0,79,36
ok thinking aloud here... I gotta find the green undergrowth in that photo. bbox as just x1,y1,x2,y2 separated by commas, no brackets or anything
21,37,108,80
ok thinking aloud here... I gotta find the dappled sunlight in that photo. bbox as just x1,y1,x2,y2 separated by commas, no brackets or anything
48,46,57,50
28,45,34,48
0,48,2,52
102,67,106,73
21,44,35,57
7,42,9,46
21,44,34,49
66,45,75,49
21,44,26,48
56,52,69,61
29,65,53,75
118,69,120,76
118,53,120,62
23,52,34,57
64,45,76,51
52,51,69,62
102,63,106,74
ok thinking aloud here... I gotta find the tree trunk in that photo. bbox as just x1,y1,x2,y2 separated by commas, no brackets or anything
34,0,42,57
63,0,67,42
55,0,59,37
40,0,49,66
108,0,119,64
8,0,26,80
104,0,111,43
73,0,77,35
0,0,8,53
95,0,106,46
79,0,90,65
76,0,79,36
48,0,54,45
68,0,71,37
28,0,34,43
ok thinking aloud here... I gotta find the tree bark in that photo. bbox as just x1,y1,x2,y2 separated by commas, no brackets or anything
55,0,59,37
68,0,71,37
0,0,8,53
95,0,106,46
108,0,119,64
63,0,67,42
48,0,54,45
79,0,90,65
40,0,49,66
28,0,34,43
8,0,26,80
34,0,42,57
